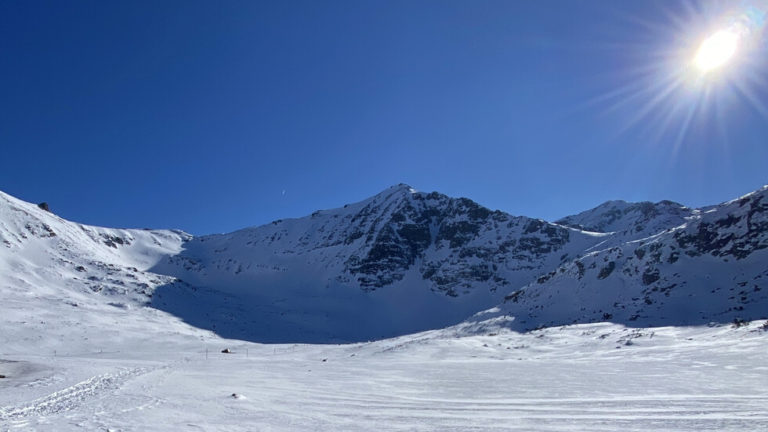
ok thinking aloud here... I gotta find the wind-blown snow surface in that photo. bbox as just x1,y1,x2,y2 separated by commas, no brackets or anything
2,322,768,431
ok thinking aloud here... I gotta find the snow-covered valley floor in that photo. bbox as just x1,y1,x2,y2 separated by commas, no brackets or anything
2,322,767,432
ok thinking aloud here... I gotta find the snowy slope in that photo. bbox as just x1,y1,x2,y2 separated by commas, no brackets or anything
151,184,609,342
556,199,693,235
1,185,768,431
461,186,768,333
1,184,766,345
0,190,191,309
0,190,210,355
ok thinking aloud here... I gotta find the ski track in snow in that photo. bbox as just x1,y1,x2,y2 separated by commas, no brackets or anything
300,394,768,424
0,367,148,424
243,376,768,431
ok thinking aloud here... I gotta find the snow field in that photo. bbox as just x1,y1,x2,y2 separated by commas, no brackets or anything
2,322,767,431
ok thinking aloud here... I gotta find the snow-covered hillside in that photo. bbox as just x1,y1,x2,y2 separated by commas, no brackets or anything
0,190,209,353
556,199,693,235
151,184,611,342
461,186,768,333
1,184,767,343
1,185,768,431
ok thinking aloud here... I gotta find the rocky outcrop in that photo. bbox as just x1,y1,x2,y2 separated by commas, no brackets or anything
464,186,768,332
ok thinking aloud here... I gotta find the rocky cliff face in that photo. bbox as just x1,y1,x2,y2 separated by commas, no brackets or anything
158,184,601,301
462,186,768,333
555,199,696,251
339,186,581,296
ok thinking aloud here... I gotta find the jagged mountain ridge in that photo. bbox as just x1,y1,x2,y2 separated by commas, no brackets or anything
461,186,768,334
1,184,766,342
149,184,614,341
157,184,604,297
554,199,697,254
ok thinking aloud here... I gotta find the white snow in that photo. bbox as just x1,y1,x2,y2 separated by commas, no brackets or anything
2,322,767,431
1,186,767,431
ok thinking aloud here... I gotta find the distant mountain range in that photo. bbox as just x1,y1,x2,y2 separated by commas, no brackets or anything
1,184,766,343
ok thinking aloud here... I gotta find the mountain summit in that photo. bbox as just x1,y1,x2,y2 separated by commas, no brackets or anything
1,185,766,343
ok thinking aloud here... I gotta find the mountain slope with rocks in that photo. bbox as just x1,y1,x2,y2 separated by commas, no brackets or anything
1,184,766,344
0,190,207,353
151,184,608,342
460,186,768,334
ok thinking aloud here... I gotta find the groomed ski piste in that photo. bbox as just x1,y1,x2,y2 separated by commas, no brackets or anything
1,186,767,431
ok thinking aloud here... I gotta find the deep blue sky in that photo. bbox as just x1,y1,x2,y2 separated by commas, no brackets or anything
2,0,767,234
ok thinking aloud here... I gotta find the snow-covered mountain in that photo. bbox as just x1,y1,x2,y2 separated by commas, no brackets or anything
556,199,693,235
1,184,766,343
150,184,607,342
0,190,191,304
462,185,768,334
0,190,207,354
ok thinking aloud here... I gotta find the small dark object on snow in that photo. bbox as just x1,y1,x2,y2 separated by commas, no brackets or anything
221,348,232,354
0,374,6,378
321,358,327,362
75,266,86,272
231,393,238,398
37,202,50,212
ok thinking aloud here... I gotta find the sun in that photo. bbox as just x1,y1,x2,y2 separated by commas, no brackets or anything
579,1,767,151
694,29,739,72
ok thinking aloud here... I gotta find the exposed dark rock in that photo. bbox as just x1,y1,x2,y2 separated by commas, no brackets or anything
642,268,660,285
598,262,616,279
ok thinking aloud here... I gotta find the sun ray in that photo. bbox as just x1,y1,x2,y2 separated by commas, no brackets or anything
731,79,768,117
611,75,685,136
577,0,768,156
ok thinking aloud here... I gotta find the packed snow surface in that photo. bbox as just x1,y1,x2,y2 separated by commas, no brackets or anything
2,322,767,431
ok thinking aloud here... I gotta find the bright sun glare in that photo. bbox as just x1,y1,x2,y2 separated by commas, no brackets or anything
694,29,739,72
583,1,767,151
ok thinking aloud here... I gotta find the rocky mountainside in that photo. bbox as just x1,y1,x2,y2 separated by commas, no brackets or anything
1,184,766,343
556,199,693,234
461,186,768,334
150,184,610,341
156,184,601,295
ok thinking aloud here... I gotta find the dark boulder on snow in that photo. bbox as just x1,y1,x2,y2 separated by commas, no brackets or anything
37,202,50,212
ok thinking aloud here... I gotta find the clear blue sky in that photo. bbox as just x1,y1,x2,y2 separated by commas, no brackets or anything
2,0,767,234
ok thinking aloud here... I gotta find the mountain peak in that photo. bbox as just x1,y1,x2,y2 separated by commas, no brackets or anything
556,198,691,234
357,183,420,208
384,183,418,195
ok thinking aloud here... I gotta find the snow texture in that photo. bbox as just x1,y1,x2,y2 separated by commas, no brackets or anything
0,185,767,430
